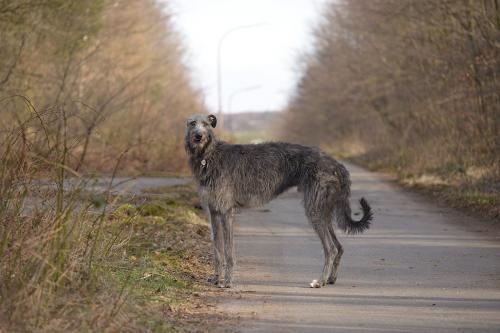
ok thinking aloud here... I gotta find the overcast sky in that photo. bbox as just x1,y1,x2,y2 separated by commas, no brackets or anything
167,0,329,114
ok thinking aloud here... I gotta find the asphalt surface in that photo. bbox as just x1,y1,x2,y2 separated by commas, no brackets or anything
85,176,191,194
216,163,500,332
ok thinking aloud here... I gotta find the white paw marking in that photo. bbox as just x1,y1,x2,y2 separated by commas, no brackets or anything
309,279,321,288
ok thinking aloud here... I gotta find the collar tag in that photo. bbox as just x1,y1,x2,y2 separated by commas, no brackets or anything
201,159,207,167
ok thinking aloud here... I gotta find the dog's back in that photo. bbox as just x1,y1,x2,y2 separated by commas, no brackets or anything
197,141,337,207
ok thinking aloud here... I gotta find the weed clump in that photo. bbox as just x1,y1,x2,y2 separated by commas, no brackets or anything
138,202,167,217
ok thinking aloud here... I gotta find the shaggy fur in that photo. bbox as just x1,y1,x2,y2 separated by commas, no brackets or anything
185,114,373,288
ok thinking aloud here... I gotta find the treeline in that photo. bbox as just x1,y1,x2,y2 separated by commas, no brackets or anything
0,0,203,173
282,0,499,182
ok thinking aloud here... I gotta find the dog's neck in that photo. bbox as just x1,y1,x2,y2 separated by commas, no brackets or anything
186,136,219,176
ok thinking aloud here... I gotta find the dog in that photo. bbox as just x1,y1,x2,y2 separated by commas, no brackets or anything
184,114,373,288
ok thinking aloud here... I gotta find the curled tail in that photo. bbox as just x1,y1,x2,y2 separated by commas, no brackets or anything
336,197,373,235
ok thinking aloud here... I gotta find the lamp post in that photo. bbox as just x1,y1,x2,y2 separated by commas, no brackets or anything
216,22,265,129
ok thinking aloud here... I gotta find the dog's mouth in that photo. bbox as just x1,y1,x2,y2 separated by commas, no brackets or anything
191,134,203,144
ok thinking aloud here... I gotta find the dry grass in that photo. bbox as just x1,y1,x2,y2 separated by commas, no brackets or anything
401,178,500,223
345,148,500,223
322,139,500,222
0,118,230,332
0,175,232,332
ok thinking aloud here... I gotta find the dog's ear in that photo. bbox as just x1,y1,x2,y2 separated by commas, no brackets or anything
207,114,217,128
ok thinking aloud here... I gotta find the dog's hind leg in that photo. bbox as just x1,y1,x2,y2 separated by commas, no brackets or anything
221,210,235,288
309,217,335,288
327,223,344,285
209,210,224,286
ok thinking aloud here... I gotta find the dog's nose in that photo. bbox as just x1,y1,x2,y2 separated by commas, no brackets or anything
194,134,203,140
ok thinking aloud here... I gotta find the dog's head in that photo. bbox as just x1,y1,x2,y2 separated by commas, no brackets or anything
185,114,217,155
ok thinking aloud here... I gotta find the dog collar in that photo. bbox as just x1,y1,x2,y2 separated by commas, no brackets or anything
201,159,207,167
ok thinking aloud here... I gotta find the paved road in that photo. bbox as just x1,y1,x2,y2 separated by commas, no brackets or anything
85,176,191,195
216,163,500,333
33,176,191,195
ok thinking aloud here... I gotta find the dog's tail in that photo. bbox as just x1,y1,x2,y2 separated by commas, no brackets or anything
335,197,373,235
333,164,373,234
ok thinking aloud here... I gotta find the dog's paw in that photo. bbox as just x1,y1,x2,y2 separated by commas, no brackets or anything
327,277,337,285
309,279,322,288
207,275,219,285
207,275,223,286
215,281,233,289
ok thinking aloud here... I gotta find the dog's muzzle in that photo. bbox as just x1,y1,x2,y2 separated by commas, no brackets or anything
192,133,203,144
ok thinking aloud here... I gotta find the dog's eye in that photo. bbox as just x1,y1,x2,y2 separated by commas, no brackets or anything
189,121,196,127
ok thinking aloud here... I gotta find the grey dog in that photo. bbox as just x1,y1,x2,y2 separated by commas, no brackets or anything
185,114,373,288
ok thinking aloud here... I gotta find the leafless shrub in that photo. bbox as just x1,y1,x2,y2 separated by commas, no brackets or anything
0,0,204,174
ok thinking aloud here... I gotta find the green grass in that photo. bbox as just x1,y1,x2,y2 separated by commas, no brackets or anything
137,202,168,217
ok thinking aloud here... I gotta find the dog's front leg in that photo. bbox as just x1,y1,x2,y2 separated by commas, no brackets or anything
221,211,234,288
209,210,224,286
